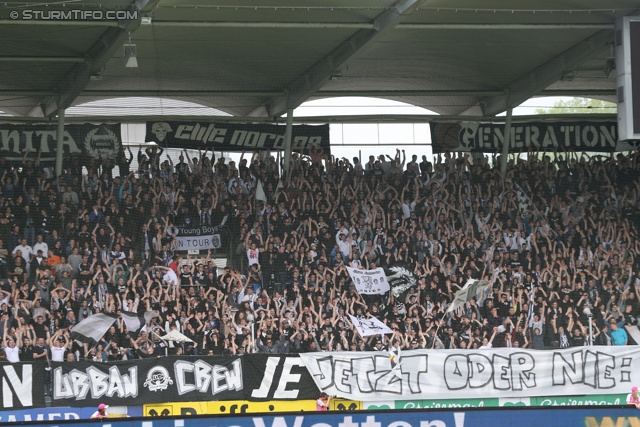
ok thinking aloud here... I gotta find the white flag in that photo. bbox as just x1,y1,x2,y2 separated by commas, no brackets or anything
161,329,194,343
347,266,390,295
447,279,489,313
348,314,393,337
255,179,267,202
70,313,116,343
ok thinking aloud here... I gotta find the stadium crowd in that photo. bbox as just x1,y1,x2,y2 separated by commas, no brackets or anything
0,145,638,363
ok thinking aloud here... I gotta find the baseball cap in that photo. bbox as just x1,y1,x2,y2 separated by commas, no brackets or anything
633,386,638,392
98,403,108,410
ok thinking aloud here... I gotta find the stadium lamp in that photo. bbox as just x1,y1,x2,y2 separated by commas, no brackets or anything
583,307,592,317
604,58,616,79
124,44,138,68
124,33,138,68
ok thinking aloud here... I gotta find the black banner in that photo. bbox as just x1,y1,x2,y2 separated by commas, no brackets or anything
0,123,122,162
50,355,319,407
430,120,640,153
146,121,331,154
0,361,45,409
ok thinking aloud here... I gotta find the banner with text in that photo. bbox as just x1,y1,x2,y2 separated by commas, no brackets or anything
50,355,318,407
146,122,331,155
300,347,640,401
0,123,122,162
346,267,390,295
430,120,640,153
175,225,222,251
0,361,45,409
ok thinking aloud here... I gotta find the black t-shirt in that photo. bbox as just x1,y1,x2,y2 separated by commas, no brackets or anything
194,271,206,285
21,345,34,361
32,344,46,360
180,272,192,286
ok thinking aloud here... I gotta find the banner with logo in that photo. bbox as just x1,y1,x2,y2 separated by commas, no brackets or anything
430,120,639,153
50,355,318,407
146,122,331,155
300,347,640,401
346,267,390,295
348,314,393,337
384,265,417,300
175,225,222,251
0,123,122,162
0,361,45,409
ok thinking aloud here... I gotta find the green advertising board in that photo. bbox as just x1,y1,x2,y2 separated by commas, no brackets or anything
362,394,627,410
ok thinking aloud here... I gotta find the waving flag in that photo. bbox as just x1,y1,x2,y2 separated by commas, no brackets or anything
255,179,267,202
347,266,390,295
447,279,490,313
385,265,417,300
70,313,117,343
160,329,194,343
121,310,159,337
348,314,393,337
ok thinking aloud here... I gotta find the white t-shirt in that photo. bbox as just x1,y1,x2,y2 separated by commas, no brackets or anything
51,346,66,362
247,248,259,265
4,346,19,363
163,269,179,287
12,245,33,263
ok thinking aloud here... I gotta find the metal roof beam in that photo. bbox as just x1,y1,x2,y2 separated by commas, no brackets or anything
28,0,158,118
145,21,613,30
250,0,423,118
480,30,614,116
0,57,85,63
0,20,613,30
0,113,617,125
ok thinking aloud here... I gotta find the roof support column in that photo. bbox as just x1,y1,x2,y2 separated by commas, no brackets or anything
55,109,65,179
500,106,513,176
283,108,294,182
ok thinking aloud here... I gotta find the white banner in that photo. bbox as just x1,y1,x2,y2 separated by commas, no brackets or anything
346,267,390,295
175,225,222,251
175,234,221,251
299,347,640,401
348,314,393,337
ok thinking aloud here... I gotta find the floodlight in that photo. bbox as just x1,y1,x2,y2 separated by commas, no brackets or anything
124,43,138,68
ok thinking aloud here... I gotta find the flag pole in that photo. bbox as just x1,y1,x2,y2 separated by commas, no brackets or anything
430,311,448,349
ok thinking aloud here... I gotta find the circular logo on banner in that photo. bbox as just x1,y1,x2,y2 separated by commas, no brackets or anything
143,366,174,392
432,122,463,151
84,127,121,159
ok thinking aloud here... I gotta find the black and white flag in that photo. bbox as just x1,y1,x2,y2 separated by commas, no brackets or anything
121,311,159,336
385,265,417,300
515,183,533,216
69,313,117,343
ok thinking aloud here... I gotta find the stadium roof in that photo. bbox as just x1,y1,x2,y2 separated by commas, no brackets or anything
0,0,635,120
